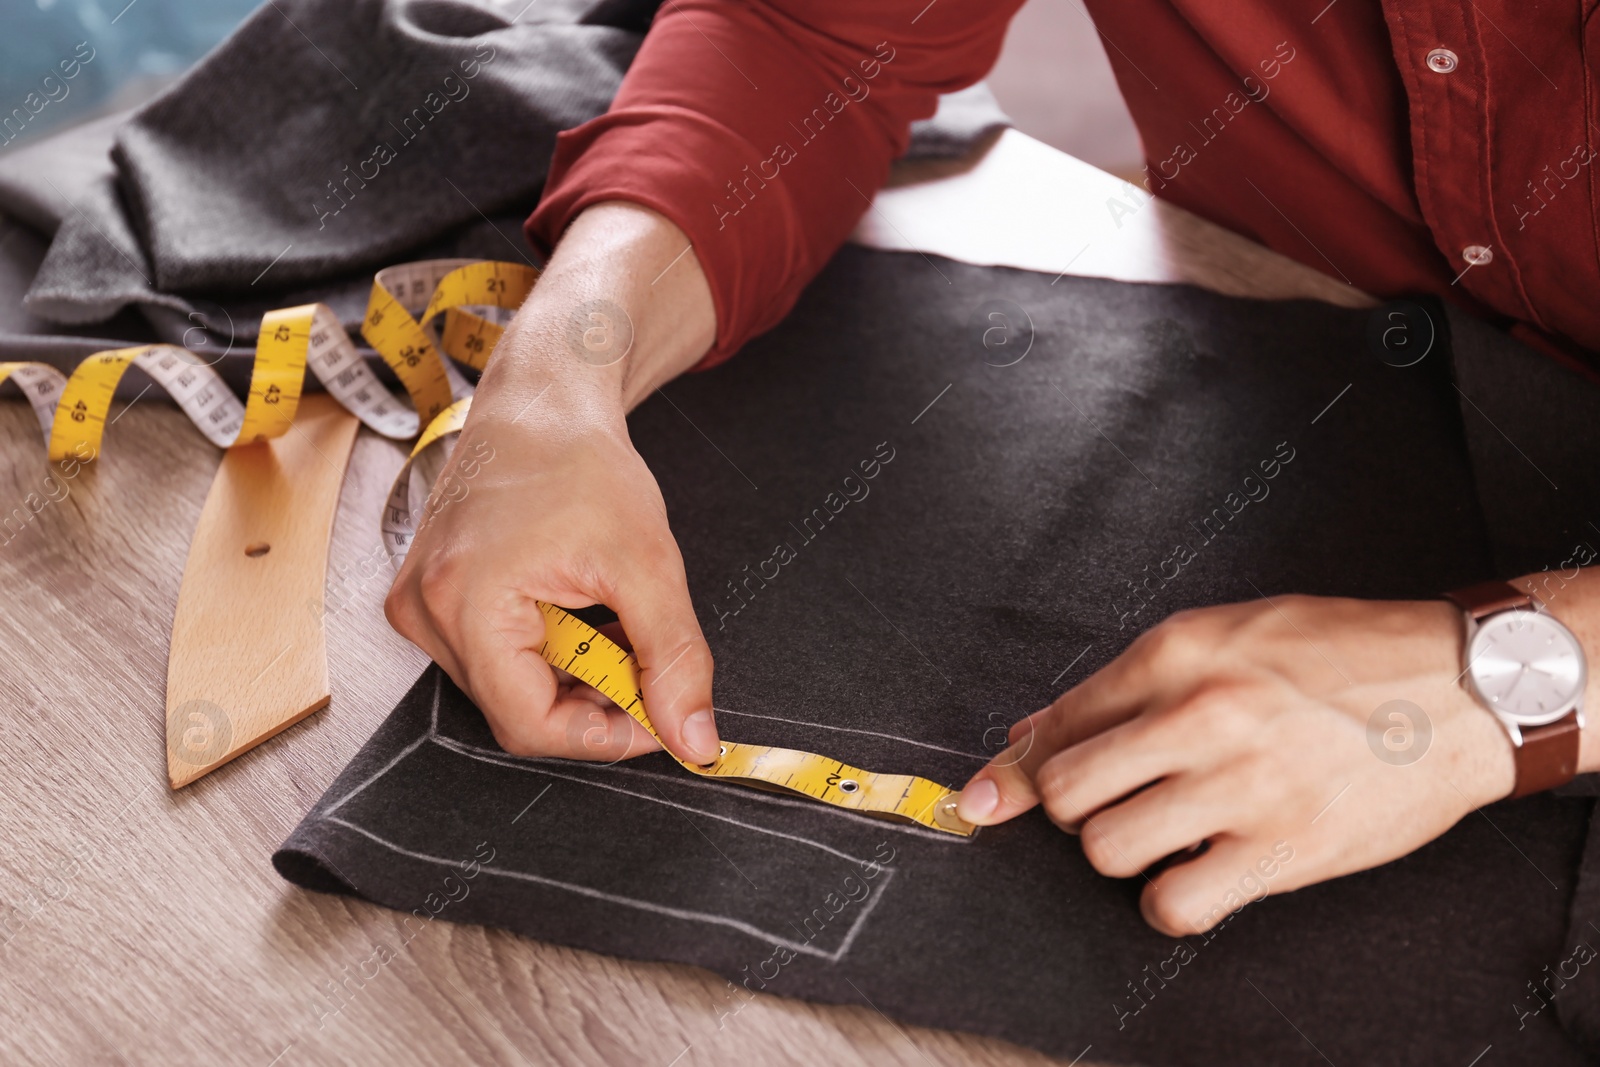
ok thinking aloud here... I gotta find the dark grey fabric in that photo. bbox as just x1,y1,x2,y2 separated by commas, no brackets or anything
905,83,1010,159
1445,304,1600,581
276,247,1600,1065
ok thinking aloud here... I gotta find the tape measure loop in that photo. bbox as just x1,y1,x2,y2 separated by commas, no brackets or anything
3,259,539,467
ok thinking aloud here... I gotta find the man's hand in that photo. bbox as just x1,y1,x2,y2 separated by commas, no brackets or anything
385,202,721,765
956,595,1530,936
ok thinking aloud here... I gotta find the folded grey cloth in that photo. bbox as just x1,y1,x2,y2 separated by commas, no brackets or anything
0,0,1010,339
7,0,643,326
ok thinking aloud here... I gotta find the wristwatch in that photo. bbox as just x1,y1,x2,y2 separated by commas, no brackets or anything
1446,580,1586,798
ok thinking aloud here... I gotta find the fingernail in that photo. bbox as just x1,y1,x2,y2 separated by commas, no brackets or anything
956,778,999,823
681,710,719,763
1140,890,1178,936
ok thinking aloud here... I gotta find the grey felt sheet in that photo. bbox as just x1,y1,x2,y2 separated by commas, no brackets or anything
276,247,1600,1065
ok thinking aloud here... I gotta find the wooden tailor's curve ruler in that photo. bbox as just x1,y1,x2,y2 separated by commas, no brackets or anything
164,394,359,787
1,259,538,787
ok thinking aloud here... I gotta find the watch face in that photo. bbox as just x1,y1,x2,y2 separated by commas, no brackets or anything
1466,609,1587,726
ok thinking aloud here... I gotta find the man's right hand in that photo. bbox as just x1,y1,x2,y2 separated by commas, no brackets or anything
384,202,722,765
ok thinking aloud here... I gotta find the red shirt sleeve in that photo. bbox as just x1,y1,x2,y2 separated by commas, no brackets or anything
525,1,1021,368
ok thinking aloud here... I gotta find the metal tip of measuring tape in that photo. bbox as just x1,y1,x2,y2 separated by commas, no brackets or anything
931,793,976,835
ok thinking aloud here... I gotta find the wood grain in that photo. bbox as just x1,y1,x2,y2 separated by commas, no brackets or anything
0,138,1367,1065
166,395,360,788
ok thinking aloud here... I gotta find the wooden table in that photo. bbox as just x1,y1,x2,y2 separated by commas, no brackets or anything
0,129,1368,1066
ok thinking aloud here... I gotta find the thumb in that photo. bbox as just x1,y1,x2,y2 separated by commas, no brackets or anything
614,551,718,765
956,657,1146,826
955,710,1054,826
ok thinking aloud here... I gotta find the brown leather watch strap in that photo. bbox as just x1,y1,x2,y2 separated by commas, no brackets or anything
1510,712,1582,799
1445,579,1582,798
1445,578,1531,618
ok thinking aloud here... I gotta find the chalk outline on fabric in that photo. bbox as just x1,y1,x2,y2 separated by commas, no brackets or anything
325,674,976,844
437,741,976,844
314,671,906,959
714,706,989,763
320,815,893,962
430,736,876,866
426,688,980,844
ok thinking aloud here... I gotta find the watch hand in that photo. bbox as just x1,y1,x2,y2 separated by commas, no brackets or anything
1526,659,1578,679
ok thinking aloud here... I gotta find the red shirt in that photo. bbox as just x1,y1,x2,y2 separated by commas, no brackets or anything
526,1,1600,374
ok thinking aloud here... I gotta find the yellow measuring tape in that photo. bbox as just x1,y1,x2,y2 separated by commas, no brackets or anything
0,258,537,461
536,601,973,834
1,258,974,837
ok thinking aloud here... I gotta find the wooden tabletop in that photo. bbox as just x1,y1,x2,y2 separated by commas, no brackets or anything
0,130,1366,1066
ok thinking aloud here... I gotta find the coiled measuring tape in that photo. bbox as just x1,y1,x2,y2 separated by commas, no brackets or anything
0,258,537,462
0,256,973,837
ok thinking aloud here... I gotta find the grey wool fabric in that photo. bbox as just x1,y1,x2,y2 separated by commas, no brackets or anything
277,246,1600,1066
11,0,639,327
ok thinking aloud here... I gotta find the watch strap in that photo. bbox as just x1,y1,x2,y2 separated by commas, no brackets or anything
1445,579,1581,798
1510,712,1582,799
1445,578,1531,618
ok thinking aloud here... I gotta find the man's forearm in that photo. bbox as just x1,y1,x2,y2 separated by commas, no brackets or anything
479,201,716,425
1514,565,1600,773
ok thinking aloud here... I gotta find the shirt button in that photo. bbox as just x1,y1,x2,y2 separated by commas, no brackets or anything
1462,244,1494,266
1427,48,1459,73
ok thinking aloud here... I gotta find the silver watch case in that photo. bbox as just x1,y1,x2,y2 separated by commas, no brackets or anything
1461,598,1587,748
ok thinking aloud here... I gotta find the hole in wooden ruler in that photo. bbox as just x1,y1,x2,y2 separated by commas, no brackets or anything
244,542,271,558
838,779,860,794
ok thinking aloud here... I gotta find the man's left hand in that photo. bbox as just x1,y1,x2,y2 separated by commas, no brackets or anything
955,595,1517,935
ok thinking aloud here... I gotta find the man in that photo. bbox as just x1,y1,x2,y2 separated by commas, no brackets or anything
384,0,1600,936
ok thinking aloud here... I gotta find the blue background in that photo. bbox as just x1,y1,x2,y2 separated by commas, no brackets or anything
2,0,261,146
